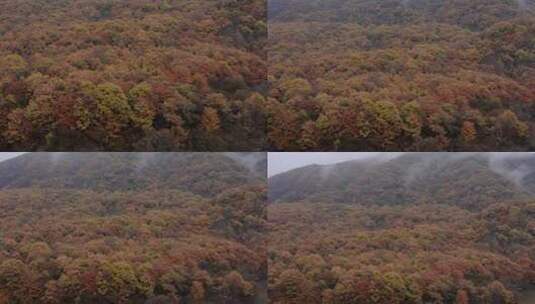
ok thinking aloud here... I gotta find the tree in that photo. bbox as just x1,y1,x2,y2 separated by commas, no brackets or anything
96,261,150,303
25,242,53,261
128,83,155,130
456,290,469,304
201,107,220,133
461,121,477,143
222,271,254,298
0,259,29,302
495,110,528,144
280,78,313,100
358,100,402,149
190,281,205,303
273,269,314,303
488,281,515,304
0,54,27,79
79,82,135,146
400,101,422,140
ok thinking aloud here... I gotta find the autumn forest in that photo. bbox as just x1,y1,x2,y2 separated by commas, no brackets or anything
1,151,535,304
3,0,535,151
2,0,535,303
0,152,267,303
269,153,535,304
0,0,266,151
268,0,535,151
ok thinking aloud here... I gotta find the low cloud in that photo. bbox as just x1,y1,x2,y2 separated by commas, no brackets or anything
268,152,402,177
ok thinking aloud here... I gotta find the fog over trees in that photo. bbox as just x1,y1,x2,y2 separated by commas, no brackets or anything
0,152,267,304
269,153,535,304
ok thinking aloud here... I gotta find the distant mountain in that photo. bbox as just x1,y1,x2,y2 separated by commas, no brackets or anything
0,152,266,197
269,153,535,303
269,0,534,29
269,153,535,209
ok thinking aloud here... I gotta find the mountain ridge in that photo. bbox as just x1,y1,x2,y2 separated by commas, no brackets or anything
269,153,535,209
0,152,266,197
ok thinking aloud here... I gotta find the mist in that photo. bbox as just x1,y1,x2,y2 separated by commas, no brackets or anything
224,152,266,174
268,152,403,177
270,152,535,190
515,0,535,9
0,152,26,163
488,153,535,188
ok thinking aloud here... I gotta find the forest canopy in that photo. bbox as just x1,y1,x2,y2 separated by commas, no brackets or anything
0,0,267,151
268,153,535,304
0,152,267,303
267,0,535,151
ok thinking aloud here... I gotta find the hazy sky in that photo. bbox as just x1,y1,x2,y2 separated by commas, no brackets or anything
268,152,392,177
0,152,25,163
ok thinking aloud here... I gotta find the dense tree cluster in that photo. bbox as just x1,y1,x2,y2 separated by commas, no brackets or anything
267,0,535,151
269,201,535,304
268,153,535,303
0,0,267,151
0,153,267,303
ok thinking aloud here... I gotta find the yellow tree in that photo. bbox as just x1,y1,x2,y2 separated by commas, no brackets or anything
201,107,220,133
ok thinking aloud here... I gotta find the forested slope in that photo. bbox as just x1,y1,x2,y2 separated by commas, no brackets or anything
269,153,535,207
269,153,535,303
268,0,535,151
0,152,265,196
0,152,267,303
0,0,267,151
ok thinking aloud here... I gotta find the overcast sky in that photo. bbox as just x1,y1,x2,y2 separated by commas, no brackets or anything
0,152,25,163
268,152,394,177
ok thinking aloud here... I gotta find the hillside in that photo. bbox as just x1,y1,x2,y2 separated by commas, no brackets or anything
0,152,267,303
0,0,267,151
268,153,535,304
0,152,265,196
267,0,535,151
269,153,535,209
